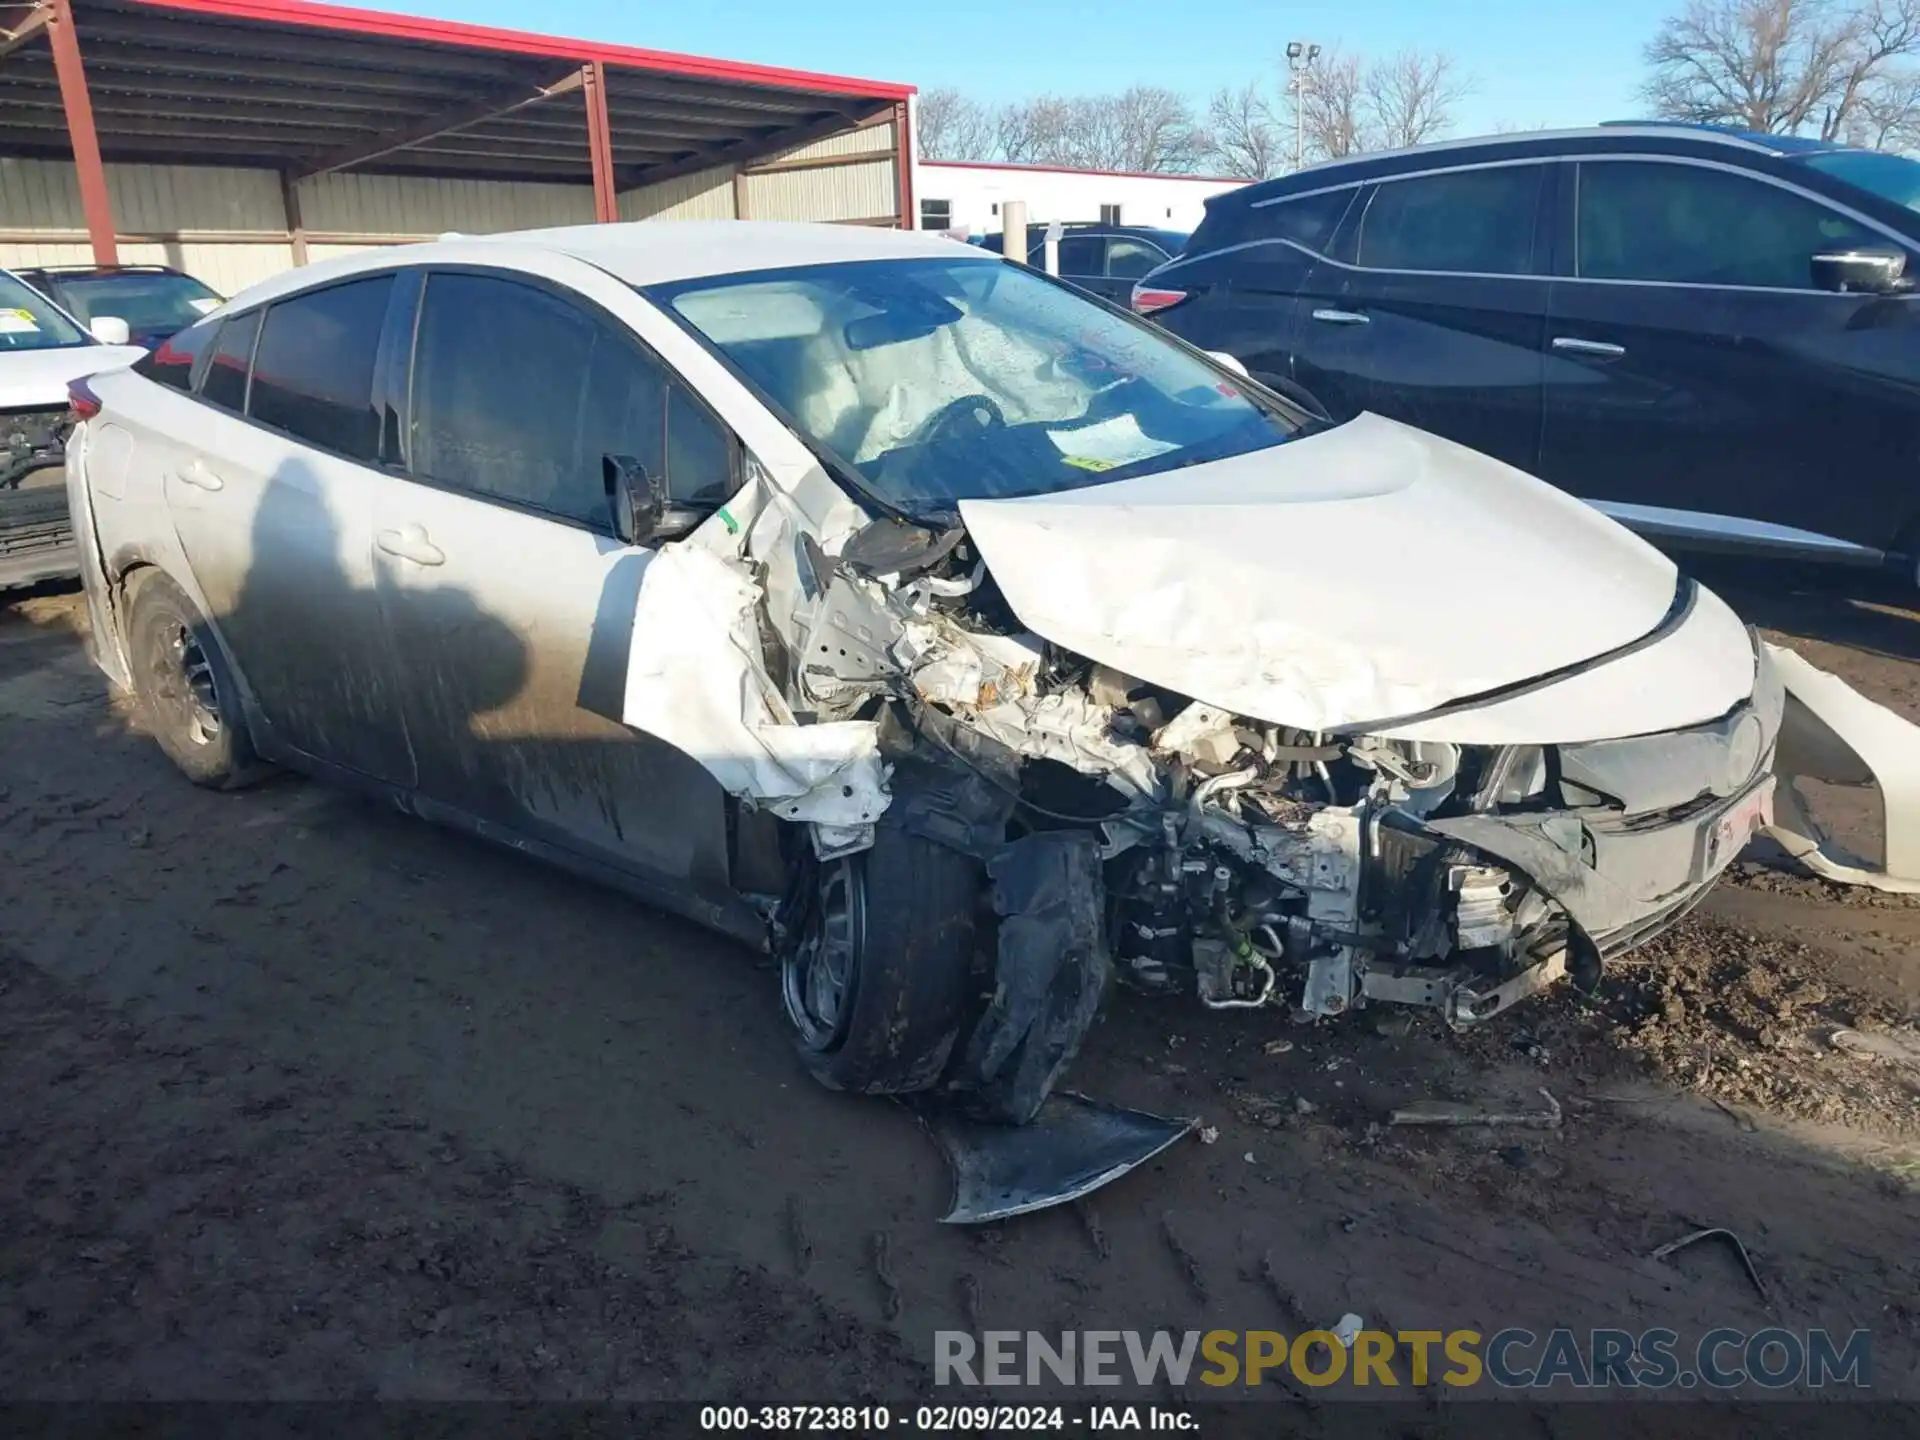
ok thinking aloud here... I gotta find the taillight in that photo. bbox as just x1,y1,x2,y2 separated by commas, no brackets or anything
68,377,101,420
1130,284,1190,317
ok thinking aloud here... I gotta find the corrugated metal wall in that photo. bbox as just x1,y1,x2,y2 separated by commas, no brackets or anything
300,171,593,236
1,115,902,295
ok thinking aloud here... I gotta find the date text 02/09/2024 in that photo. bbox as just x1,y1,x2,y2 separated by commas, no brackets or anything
698,1405,1192,1431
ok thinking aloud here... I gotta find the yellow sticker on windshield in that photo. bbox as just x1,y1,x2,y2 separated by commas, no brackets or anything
0,307,40,334
1061,455,1116,472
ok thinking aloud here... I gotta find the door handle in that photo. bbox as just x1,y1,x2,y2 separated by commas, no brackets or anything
1551,336,1626,359
1311,308,1370,326
376,524,445,567
175,458,224,492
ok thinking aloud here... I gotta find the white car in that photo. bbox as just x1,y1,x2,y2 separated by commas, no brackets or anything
1,267,144,590
61,221,1912,1146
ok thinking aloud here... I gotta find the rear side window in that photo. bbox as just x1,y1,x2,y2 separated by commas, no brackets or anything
1576,160,1882,288
1192,186,1355,256
1106,237,1167,278
1358,166,1545,274
249,276,393,464
200,310,260,413
1029,235,1104,275
136,319,215,392
411,271,675,529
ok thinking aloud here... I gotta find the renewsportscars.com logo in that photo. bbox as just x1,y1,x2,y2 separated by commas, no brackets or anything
934,1328,1873,1391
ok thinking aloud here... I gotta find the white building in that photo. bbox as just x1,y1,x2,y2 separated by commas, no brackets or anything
913,160,1245,238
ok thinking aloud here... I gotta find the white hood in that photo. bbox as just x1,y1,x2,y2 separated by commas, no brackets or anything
0,344,145,410
960,413,1755,743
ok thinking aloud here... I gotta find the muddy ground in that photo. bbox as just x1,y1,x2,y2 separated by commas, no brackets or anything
2,561,1918,1415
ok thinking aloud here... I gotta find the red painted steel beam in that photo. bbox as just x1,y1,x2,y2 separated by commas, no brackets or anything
584,60,617,223
45,0,116,265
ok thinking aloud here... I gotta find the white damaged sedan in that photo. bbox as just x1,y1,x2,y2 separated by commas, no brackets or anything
65,222,1919,1210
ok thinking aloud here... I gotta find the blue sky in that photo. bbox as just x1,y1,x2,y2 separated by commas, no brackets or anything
392,0,1678,138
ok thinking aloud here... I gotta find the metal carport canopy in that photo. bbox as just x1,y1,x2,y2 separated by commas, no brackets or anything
0,0,914,262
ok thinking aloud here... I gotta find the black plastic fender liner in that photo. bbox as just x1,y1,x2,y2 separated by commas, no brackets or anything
917,1092,1198,1225
947,829,1113,1125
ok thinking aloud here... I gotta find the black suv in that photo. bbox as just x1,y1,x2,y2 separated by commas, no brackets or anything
14,264,224,351
1139,123,1920,583
973,223,1188,303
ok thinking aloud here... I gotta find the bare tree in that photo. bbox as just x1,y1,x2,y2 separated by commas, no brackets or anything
916,87,993,160
1292,48,1368,162
1364,49,1471,149
1207,82,1283,178
1280,45,1466,166
1098,85,1209,172
994,96,1073,164
1850,64,1920,143
1642,0,1920,139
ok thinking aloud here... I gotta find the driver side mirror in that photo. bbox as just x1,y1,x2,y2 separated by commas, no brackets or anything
1811,246,1909,294
88,315,132,346
604,453,710,546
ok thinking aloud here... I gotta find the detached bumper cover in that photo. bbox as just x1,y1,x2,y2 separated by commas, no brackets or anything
1422,643,1787,953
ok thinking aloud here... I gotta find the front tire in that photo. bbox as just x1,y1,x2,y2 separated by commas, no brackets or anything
123,568,271,790
781,823,980,1095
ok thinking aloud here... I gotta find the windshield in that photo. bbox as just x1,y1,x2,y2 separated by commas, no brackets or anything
0,271,91,353
1798,148,1920,213
43,271,223,339
648,257,1298,520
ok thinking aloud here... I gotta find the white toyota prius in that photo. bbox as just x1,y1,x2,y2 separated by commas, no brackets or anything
62,221,1916,1186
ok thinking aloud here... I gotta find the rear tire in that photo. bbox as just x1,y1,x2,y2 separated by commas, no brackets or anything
781,823,981,1095
123,568,272,790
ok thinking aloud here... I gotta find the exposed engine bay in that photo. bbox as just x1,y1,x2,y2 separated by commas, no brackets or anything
771,510,1589,1031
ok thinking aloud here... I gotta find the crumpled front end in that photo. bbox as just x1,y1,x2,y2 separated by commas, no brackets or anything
622,451,1920,1157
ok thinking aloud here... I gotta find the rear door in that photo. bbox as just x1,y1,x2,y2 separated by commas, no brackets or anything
1157,185,1357,397
1294,162,1554,471
373,265,737,890
159,273,415,784
1541,157,1917,556
1028,234,1108,296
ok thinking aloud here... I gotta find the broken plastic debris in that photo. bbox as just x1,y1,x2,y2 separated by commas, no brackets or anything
1198,1125,1220,1145
1764,644,1920,894
918,1092,1197,1224
1333,1314,1364,1349
1263,1038,1294,1055
1389,1087,1562,1129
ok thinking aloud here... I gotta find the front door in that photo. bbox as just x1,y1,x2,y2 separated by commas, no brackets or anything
374,267,740,889
159,274,416,784
1293,163,1554,473
1541,157,1917,557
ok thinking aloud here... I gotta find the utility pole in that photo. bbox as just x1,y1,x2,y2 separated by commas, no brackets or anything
1286,39,1321,173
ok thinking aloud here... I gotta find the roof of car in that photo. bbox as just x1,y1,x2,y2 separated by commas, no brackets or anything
1217,122,1848,209
212,221,981,312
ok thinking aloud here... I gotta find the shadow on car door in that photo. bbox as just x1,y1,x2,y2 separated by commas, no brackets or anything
371,267,740,901
161,276,418,787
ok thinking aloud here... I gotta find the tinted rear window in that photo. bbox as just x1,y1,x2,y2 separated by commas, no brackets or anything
200,310,260,412
1190,186,1355,256
249,276,393,464
135,318,215,392
1358,166,1546,274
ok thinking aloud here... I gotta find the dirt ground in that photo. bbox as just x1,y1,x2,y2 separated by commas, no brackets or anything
3,560,1919,1411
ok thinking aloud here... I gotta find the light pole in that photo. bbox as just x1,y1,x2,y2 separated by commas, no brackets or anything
1286,39,1321,173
